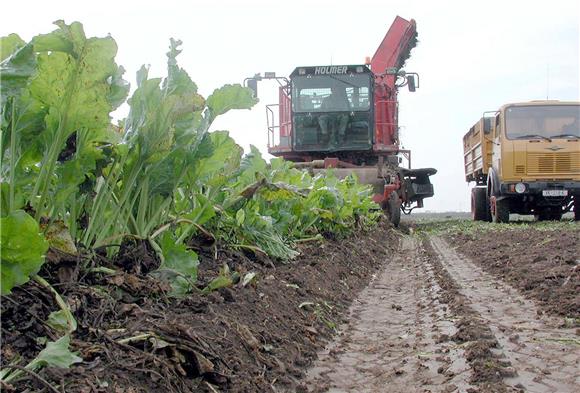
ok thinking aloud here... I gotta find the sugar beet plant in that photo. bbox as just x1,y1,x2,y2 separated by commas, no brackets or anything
1,20,379,382
1,21,380,297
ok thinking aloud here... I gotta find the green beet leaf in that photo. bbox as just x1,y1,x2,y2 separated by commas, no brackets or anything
201,264,239,294
29,26,126,137
0,210,49,295
0,43,37,107
0,334,81,384
206,84,258,123
235,145,268,188
201,275,233,294
33,335,82,369
183,194,215,227
0,33,26,61
1,21,129,229
46,310,70,334
153,233,200,295
191,131,243,189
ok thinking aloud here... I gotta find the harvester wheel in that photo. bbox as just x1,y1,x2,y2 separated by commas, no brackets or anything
574,197,580,221
471,187,489,221
386,192,401,227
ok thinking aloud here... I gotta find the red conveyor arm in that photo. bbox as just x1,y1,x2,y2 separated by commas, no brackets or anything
371,16,417,148
371,16,417,76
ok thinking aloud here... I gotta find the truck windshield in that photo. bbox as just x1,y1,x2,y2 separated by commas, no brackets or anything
505,105,580,139
292,74,371,113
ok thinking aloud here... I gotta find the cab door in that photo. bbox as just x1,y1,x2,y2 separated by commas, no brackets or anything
492,113,502,176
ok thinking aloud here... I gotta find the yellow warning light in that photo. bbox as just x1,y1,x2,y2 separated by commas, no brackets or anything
365,56,371,65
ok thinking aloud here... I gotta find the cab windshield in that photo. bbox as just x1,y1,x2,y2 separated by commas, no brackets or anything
291,74,373,152
505,105,580,139
292,74,371,112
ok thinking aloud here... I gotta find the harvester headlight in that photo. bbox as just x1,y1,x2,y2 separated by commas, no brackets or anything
515,183,526,194
356,66,364,73
298,68,306,75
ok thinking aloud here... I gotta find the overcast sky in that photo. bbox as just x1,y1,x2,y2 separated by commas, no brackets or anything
2,0,579,212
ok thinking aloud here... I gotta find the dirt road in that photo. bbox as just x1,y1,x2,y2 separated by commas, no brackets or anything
304,234,580,393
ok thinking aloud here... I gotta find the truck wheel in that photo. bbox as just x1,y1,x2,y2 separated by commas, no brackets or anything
386,192,401,227
471,187,489,221
549,208,563,221
484,193,492,222
491,196,509,223
537,207,562,221
536,209,547,221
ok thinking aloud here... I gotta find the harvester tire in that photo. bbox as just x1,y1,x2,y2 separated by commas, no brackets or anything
471,187,489,221
574,198,580,221
387,192,401,227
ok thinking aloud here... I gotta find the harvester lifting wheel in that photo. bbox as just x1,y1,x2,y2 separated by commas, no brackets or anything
386,191,401,227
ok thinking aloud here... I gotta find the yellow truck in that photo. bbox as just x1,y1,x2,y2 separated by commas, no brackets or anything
463,100,580,222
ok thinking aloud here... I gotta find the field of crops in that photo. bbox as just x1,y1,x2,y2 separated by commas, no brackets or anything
0,22,383,390
2,21,580,393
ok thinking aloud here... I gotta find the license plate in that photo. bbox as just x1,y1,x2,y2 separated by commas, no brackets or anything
542,189,568,197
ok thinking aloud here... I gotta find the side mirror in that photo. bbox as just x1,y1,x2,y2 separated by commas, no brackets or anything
247,79,258,98
483,117,492,134
407,75,416,92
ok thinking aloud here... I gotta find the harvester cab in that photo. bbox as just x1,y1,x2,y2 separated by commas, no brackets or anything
287,65,373,153
244,16,436,226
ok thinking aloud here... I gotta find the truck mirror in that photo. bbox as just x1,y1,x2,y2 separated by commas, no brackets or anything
407,75,416,92
247,79,258,98
483,117,492,134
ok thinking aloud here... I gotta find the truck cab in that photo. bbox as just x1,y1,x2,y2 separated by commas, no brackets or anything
465,100,580,222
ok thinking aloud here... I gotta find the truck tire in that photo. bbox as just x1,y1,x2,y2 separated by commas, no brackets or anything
536,207,562,221
485,193,492,222
574,197,580,221
386,191,401,227
549,208,563,221
471,187,489,221
491,197,509,223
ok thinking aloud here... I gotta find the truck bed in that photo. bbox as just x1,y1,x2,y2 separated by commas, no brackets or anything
463,117,492,183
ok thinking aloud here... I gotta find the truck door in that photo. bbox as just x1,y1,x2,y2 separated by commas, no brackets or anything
492,113,502,175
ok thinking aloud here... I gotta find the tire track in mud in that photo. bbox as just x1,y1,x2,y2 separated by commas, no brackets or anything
303,236,475,393
429,235,580,393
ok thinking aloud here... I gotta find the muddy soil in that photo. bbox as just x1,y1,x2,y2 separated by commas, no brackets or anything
444,227,579,320
303,231,579,393
304,236,476,393
2,222,579,393
0,223,399,392
429,235,579,392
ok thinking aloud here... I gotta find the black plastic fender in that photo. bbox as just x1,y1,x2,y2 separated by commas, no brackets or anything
486,168,503,199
